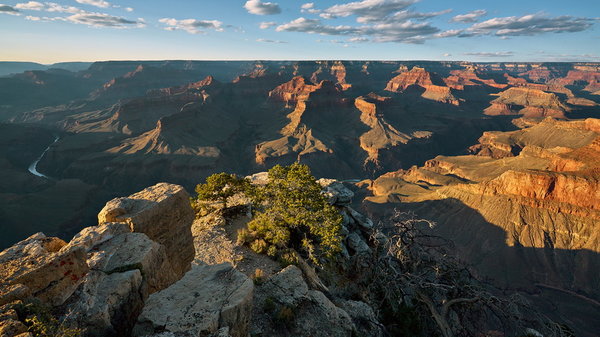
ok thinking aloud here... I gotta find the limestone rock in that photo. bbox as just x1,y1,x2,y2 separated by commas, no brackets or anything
253,265,355,337
339,300,385,337
347,207,373,229
65,270,144,337
60,222,129,254
97,183,195,279
88,232,178,294
318,179,354,205
246,172,269,185
262,266,308,307
0,233,88,306
133,263,254,337
346,232,371,255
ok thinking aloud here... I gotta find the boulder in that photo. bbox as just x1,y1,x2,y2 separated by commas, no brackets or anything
88,232,178,294
254,265,354,337
0,233,88,306
347,207,373,229
60,222,129,254
339,300,385,337
64,270,144,337
133,263,254,337
97,183,195,279
346,232,371,255
61,229,179,336
318,179,354,205
262,266,308,307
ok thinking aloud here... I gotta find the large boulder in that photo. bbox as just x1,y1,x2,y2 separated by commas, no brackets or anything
252,265,355,337
0,233,88,306
133,263,254,337
97,183,195,279
64,270,144,337
88,232,178,294
61,225,179,336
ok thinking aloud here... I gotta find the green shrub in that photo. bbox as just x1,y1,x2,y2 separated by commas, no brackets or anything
194,172,251,209
246,163,343,263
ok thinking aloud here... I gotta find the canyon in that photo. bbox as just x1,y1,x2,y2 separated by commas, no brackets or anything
1,60,599,336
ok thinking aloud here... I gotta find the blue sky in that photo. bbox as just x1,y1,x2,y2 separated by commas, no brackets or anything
1,0,599,63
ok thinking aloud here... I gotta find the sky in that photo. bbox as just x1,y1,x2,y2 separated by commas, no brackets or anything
0,0,599,63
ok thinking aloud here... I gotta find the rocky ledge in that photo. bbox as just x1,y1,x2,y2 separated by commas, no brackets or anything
0,176,383,337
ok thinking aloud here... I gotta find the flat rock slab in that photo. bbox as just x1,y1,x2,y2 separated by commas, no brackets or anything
134,263,253,337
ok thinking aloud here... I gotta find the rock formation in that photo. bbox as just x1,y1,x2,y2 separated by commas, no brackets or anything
364,118,600,336
133,263,254,337
385,66,460,105
98,183,195,278
0,182,195,336
484,87,569,118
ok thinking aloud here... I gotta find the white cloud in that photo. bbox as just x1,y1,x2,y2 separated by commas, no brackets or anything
364,8,451,24
434,29,462,38
321,0,417,22
159,18,224,34
464,51,514,57
66,12,143,27
300,2,320,14
465,13,595,37
0,4,20,15
451,9,486,23
256,38,287,43
15,2,144,28
125,7,133,12
16,2,84,14
259,21,277,29
276,17,358,35
276,16,440,44
75,0,110,9
15,1,44,10
244,0,281,15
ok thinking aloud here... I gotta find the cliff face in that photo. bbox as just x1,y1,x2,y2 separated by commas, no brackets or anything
385,66,460,105
364,118,600,335
484,87,569,118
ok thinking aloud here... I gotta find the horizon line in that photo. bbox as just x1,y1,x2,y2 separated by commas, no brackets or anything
3,59,600,66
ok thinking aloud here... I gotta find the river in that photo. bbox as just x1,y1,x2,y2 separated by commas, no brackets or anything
28,136,59,179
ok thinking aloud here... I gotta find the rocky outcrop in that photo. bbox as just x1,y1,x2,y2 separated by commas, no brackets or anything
365,118,600,333
385,67,460,105
443,68,507,90
98,182,195,278
268,76,318,104
251,265,359,337
484,87,569,118
0,233,88,307
318,178,354,205
551,70,600,92
133,263,254,337
0,182,196,337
